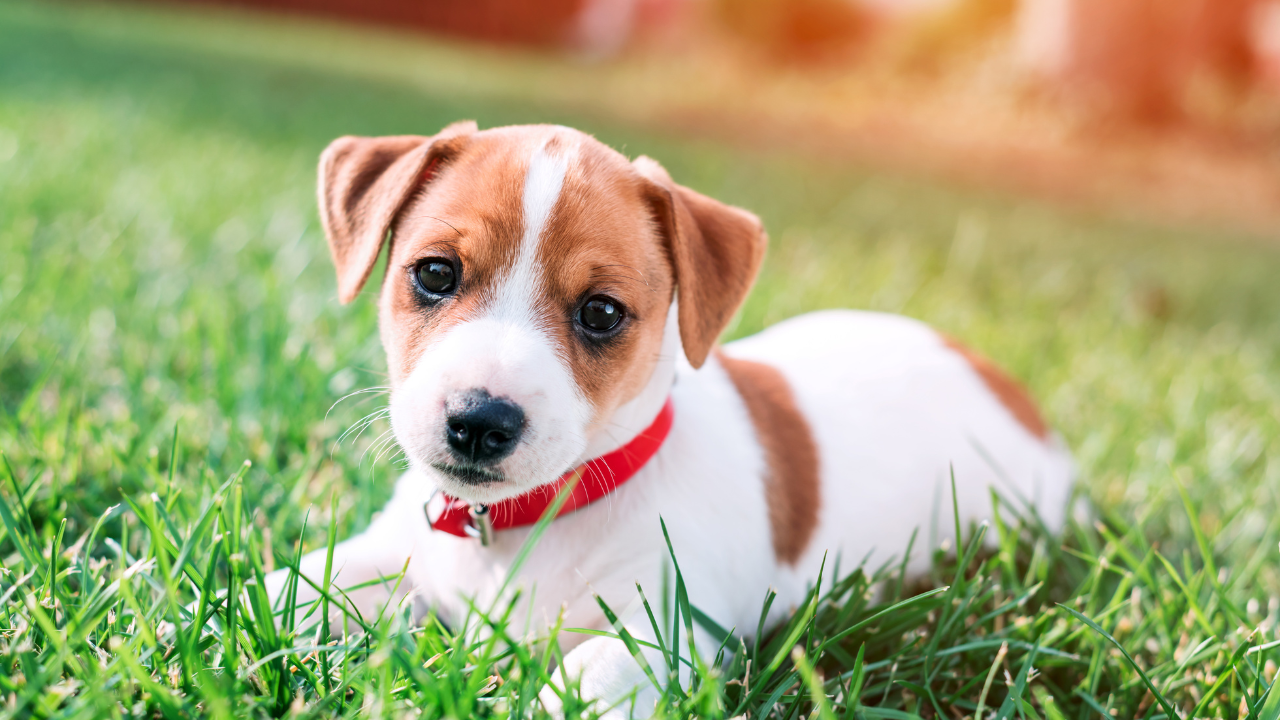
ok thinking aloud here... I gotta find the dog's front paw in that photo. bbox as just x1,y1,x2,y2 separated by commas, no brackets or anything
541,633,664,720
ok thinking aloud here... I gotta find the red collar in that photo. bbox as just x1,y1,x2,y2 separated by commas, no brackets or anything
425,397,674,542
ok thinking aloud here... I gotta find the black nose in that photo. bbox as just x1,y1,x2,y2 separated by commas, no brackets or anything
444,390,525,464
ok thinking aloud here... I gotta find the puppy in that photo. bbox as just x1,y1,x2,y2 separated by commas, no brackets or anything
265,121,1074,715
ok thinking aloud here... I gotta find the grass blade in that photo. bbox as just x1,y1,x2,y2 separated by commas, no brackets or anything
1058,605,1179,720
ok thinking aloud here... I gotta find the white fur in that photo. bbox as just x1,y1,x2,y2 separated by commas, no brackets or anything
489,138,572,327
272,143,1075,717
580,301,682,461
269,311,1073,717
388,134,595,504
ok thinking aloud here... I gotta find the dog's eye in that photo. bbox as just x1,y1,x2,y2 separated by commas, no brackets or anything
578,296,622,333
414,258,456,295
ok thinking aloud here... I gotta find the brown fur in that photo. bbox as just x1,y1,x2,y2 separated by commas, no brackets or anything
535,142,675,418
318,121,477,304
318,124,769,436
942,337,1050,440
717,352,821,566
633,158,768,369
379,130,530,382
377,130,675,424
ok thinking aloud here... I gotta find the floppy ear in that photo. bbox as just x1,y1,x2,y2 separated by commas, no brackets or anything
633,157,767,368
317,121,477,303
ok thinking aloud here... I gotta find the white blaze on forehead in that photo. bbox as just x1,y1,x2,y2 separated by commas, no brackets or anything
389,134,596,500
489,137,575,325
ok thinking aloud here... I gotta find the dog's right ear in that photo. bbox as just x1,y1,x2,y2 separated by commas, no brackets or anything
318,121,476,303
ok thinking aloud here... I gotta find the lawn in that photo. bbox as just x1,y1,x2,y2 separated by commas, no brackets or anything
2,1,1280,718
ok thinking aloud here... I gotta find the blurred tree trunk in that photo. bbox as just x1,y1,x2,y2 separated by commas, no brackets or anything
1016,0,1259,121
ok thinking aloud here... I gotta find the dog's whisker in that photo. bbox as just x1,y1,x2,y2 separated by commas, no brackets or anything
422,215,464,239
373,445,402,469
342,406,389,431
361,434,394,464
588,273,649,285
326,386,391,420
338,418,381,449
591,263,643,277
398,213,464,245
373,430,401,457
581,454,621,522
361,428,397,465
373,437,405,467
338,407,391,446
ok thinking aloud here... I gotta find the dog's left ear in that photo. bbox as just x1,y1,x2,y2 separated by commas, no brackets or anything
318,121,476,304
633,157,767,369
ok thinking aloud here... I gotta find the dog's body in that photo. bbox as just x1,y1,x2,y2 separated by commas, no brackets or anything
266,122,1073,715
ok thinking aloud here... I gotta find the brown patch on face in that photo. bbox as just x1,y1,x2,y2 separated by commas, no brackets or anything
717,351,821,566
942,336,1051,441
374,126,678,435
532,139,676,426
377,131,532,384
317,122,477,305
320,125,767,438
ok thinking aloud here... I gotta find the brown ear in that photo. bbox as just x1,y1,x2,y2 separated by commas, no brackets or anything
317,121,476,303
634,157,767,368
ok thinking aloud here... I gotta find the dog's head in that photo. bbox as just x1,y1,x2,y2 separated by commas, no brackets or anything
318,123,766,503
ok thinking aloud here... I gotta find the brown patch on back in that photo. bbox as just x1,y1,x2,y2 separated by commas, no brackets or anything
717,351,821,566
942,336,1050,440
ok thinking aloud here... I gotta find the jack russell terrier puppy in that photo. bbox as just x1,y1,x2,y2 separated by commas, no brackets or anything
265,121,1074,714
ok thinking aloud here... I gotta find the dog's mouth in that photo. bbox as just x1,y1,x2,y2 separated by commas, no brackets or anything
431,462,506,486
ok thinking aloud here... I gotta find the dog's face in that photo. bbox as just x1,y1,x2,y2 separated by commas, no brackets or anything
318,123,765,503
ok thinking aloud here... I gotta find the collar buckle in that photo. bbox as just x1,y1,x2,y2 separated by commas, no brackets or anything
466,504,493,546
425,491,492,546
424,489,442,532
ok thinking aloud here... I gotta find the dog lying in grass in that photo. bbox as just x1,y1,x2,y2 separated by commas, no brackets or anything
264,121,1074,716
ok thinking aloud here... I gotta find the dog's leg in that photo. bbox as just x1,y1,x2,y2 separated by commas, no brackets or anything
543,623,715,719
263,504,420,632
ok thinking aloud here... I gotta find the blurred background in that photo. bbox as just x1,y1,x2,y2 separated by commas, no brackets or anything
169,0,1280,229
2,0,1279,589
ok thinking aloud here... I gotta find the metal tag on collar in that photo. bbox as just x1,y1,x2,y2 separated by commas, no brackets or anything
467,504,493,546
424,489,442,532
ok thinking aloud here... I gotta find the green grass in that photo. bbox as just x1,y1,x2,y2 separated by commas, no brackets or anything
3,1,1280,717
